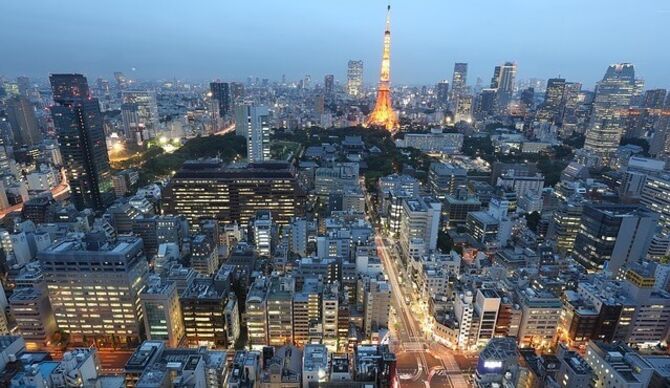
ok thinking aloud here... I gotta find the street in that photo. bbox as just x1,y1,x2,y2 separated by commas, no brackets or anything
366,188,472,388
0,169,69,220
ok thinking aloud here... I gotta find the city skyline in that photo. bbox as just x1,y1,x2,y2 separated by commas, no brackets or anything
2,0,670,88
4,2,670,387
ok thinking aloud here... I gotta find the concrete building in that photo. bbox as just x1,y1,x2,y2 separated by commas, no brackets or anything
164,160,305,228
363,278,391,336
180,278,230,348
189,234,218,276
399,197,441,258
584,341,653,388
641,174,670,232
474,337,522,387
140,280,185,348
573,205,657,273
429,162,467,199
253,211,273,257
39,235,148,345
246,278,270,349
496,171,545,198
260,345,302,388
267,276,295,347
552,343,593,388
124,340,227,388
516,288,562,350
302,344,329,387
396,131,464,153
9,287,56,349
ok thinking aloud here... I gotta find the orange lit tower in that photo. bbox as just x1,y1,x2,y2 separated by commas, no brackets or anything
366,4,398,132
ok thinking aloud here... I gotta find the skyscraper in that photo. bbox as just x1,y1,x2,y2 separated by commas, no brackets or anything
121,90,159,145
230,82,245,105
209,81,231,118
347,60,363,98
584,63,636,164
436,80,449,107
6,96,42,146
537,78,566,123
324,74,335,97
235,104,270,163
450,63,468,102
49,74,114,211
475,88,498,119
366,5,398,132
642,89,667,109
490,62,517,113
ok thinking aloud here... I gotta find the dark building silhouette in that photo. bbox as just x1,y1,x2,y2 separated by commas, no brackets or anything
209,81,231,118
6,96,42,146
49,74,114,211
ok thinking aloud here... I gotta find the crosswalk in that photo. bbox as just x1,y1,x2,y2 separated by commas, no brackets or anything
403,341,426,351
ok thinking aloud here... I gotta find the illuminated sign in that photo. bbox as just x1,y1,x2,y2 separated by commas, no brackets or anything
484,360,503,369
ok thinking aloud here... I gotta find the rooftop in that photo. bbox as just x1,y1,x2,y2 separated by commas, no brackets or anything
303,344,328,371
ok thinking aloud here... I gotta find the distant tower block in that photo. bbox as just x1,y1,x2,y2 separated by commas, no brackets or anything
366,5,399,133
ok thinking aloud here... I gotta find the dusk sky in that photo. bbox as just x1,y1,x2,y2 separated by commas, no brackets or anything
2,0,669,88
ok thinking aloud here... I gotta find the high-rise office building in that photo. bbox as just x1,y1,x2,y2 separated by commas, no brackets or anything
39,235,149,345
121,90,159,144
209,81,231,118
235,104,270,162
230,82,245,105
537,78,566,123
347,60,364,98
164,160,305,227
475,88,498,119
324,74,335,97
490,62,517,112
641,89,667,109
6,96,42,146
584,63,636,164
436,80,449,107
49,74,114,211
572,204,657,272
450,63,468,102
547,199,584,254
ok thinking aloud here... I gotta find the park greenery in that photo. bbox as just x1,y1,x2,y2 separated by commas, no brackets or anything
112,134,247,184
273,126,437,192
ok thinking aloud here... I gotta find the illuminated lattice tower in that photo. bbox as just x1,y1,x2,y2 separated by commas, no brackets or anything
366,5,399,132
